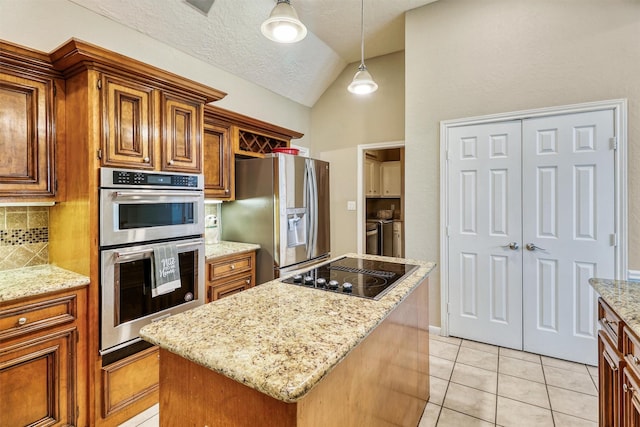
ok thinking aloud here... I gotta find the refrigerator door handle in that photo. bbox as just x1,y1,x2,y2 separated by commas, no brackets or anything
305,159,318,259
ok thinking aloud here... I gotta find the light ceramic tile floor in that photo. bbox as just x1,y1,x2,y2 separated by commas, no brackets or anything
421,335,599,427
119,335,599,427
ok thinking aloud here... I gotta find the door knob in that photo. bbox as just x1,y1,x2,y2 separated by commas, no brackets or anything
525,243,546,251
504,242,519,250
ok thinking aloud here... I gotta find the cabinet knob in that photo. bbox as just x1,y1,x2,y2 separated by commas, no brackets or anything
624,383,634,394
17,317,27,326
634,355,640,365
225,189,230,194
168,159,174,165
143,156,150,163
246,279,251,285
230,264,235,270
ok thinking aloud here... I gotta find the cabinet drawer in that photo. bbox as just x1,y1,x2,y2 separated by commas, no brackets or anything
208,253,254,281
624,326,640,375
102,346,159,417
208,274,254,302
599,297,625,350
0,294,77,341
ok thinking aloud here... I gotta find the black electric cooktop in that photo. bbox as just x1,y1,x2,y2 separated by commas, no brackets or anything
282,256,419,300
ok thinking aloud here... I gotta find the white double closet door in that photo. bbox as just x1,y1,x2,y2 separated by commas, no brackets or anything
447,109,615,365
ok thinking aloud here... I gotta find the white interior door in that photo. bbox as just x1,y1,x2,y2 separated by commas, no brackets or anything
522,111,615,365
447,121,523,349
446,109,616,364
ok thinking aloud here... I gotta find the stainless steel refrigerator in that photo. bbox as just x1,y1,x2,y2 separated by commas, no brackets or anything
221,154,330,284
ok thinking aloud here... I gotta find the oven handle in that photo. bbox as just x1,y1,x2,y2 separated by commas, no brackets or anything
113,191,203,199
114,241,201,259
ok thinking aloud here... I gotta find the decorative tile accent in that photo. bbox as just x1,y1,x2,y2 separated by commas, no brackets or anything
0,228,49,245
0,207,49,270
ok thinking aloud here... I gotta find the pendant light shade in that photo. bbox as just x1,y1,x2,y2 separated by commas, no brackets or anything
348,64,378,95
261,0,307,44
348,0,377,95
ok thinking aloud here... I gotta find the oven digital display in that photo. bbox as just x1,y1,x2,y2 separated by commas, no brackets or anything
147,175,172,185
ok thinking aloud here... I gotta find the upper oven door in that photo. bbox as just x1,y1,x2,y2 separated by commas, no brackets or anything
100,188,204,247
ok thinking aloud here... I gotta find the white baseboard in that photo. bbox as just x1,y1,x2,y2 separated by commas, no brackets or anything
429,325,441,336
628,270,640,281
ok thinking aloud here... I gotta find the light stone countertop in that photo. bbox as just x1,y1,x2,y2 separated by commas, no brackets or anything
590,278,640,337
205,241,260,261
0,264,90,304
140,253,435,403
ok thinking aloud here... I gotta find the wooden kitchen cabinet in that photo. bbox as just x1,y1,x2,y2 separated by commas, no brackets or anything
100,73,204,173
0,41,64,201
0,286,88,427
204,105,303,159
206,251,256,302
203,110,234,199
381,161,402,197
600,330,624,427
48,38,226,427
365,157,381,196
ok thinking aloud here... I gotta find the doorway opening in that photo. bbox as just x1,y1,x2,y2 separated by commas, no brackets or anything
357,141,405,256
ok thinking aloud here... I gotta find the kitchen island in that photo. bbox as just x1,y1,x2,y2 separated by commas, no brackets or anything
140,253,434,426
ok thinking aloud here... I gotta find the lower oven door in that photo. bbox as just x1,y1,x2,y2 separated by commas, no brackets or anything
100,237,205,354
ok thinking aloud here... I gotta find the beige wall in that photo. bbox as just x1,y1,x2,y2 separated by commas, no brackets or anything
311,52,405,257
406,0,640,326
0,0,311,146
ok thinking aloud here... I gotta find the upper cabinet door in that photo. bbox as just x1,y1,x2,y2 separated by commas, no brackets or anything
0,72,56,199
162,93,202,173
101,74,154,169
203,122,233,200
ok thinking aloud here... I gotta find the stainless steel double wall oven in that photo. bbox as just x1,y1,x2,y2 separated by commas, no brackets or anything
99,168,205,354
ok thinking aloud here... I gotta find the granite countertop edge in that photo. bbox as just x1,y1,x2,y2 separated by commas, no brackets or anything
140,253,436,403
205,241,260,261
590,277,640,337
0,264,90,304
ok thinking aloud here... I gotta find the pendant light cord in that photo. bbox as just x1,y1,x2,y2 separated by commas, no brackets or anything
359,0,365,68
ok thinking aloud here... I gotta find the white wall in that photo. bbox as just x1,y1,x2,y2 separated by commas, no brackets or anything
0,0,311,146
311,52,405,257
406,0,640,326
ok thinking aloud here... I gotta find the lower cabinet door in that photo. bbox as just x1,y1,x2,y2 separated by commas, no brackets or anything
599,331,623,427
208,275,253,302
623,366,640,427
0,328,77,426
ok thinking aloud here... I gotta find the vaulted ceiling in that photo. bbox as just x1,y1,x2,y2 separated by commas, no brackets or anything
68,0,437,107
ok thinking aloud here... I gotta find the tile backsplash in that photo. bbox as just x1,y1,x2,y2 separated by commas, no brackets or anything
0,207,49,271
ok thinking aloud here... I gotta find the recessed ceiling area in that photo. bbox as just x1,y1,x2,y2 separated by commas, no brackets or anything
68,0,437,107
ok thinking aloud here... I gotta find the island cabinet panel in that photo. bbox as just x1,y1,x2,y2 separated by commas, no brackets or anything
0,286,88,427
160,349,297,426
159,277,430,427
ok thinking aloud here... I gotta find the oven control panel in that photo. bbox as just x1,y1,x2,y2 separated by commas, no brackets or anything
100,168,203,190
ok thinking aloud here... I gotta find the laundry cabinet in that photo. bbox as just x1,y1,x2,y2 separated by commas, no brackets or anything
444,103,620,365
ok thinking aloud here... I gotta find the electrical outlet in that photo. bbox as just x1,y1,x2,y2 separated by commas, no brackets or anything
347,201,356,211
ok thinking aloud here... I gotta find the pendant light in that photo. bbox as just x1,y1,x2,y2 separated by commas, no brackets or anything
348,0,378,95
261,0,307,44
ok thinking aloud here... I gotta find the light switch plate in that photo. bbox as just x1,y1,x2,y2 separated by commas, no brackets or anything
347,201,356,211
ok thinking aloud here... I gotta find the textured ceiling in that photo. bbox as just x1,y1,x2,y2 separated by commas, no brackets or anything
68,0,437,107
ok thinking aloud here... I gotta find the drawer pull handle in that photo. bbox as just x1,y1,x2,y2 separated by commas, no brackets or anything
17,317,27,326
